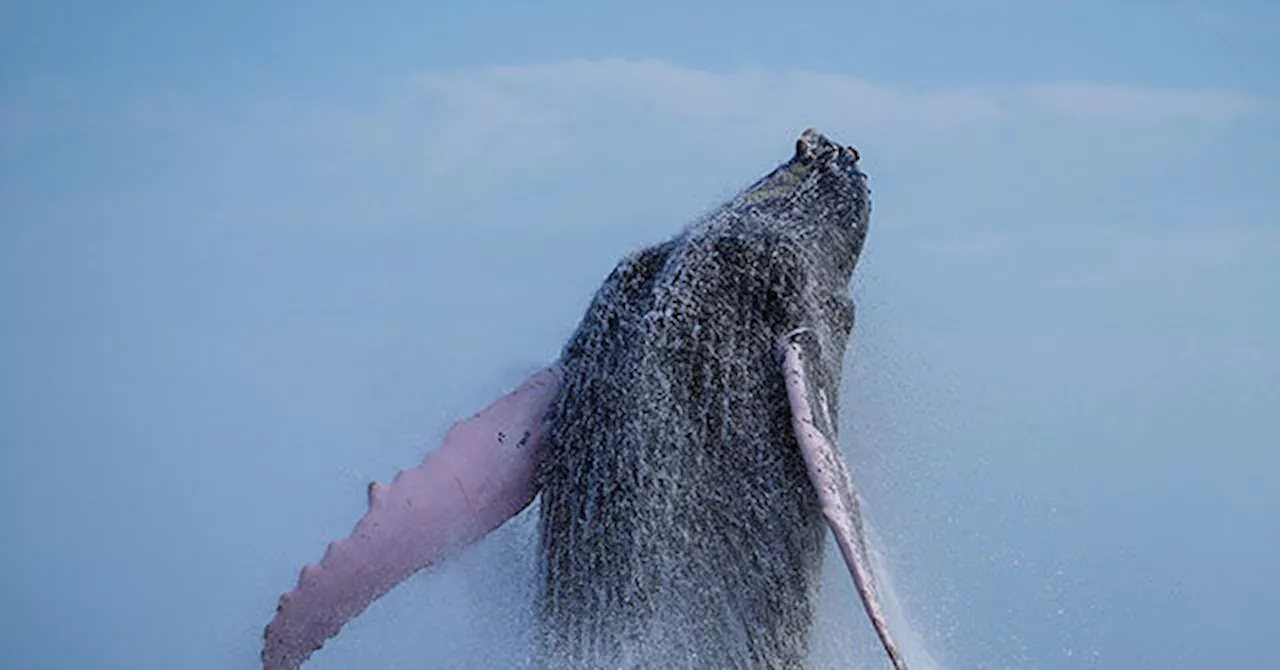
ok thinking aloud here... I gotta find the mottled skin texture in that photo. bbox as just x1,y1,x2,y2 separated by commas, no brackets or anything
538,130,870,668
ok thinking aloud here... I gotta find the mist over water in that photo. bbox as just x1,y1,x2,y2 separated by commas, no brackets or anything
302,506,543,669
293,311,943,670
808,528,939,670
299,484,936,669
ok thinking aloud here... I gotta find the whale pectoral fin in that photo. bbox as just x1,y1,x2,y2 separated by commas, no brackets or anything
262,366,563,670
779,330,907,670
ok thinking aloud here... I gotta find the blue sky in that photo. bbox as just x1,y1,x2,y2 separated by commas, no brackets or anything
2,2,1277,669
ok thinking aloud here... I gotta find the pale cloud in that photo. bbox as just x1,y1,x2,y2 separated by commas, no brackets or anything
405,59,1008,170
36,59,1257,185
6,60,1267,169
1023,83,1264,122
428,59,1008,129
333,60,1264,175
405,59,1266,133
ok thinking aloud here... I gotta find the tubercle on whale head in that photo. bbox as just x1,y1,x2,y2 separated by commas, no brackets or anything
736,128,871,276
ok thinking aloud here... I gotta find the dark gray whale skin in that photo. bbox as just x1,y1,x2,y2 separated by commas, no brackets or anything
538,130,871,668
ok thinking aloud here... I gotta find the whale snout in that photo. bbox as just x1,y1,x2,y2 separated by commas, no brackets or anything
795,128,861,166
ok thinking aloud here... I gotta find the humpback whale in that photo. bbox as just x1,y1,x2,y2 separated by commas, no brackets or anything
262,129,907,669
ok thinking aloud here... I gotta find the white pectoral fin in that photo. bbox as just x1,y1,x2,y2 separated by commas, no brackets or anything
779,329,907,670
262,365,563,670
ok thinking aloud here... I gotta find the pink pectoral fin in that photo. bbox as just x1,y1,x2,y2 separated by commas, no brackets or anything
780,330,907,670
262,366,563,670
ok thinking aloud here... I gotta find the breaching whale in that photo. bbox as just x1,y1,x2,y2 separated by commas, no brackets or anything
262,129,907,670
